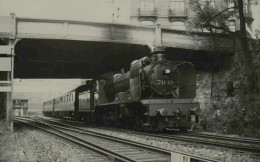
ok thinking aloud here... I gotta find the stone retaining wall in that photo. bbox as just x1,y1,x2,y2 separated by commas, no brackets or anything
196,39,260,109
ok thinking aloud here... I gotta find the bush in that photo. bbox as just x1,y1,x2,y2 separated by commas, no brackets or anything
198,96,260,138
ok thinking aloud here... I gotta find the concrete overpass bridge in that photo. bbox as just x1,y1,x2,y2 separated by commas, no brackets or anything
1,14,235,78
0,14,235,131
0,14,234,52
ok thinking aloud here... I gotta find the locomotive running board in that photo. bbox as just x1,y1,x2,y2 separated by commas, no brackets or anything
96,100,139,106
140,99,195,104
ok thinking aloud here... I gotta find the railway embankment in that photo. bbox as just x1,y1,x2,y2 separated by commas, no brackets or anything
196,39,260,138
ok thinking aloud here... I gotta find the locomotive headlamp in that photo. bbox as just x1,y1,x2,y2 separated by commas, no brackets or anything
176,107,182,114
158,108,168,116
164,68,171,74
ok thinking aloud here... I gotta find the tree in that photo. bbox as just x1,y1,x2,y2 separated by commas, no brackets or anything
190,0,260,136
189,0,258,96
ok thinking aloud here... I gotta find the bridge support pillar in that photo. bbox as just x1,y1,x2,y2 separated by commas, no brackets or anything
0,39,15,131
154,24,165,53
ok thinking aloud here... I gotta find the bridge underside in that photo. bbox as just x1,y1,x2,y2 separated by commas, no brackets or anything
14,39,229,78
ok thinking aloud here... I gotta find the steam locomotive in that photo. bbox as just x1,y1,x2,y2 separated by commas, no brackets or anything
43,53,200,131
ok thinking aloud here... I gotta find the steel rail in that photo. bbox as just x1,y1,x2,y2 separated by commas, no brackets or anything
180,132,260,145
14,118,137,162
42,117,260,153
34,117,219,162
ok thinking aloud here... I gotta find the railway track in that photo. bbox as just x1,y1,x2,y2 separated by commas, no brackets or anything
179,131,260,146
15,117,170,162
15,116,219,162
42,116,260,154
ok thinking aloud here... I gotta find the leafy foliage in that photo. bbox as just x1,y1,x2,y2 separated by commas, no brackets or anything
188,0,235,33
190,1,260,138
198,96,260,137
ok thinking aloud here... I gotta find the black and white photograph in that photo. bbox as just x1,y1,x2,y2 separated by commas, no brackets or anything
0,0,260,161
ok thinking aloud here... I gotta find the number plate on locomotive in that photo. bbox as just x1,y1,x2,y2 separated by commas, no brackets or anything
157,80,174,85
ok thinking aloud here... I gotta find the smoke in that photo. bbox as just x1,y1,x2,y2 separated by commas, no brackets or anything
144,35,155,54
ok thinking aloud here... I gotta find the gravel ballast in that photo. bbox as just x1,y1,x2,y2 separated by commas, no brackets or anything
0,122,110,162
86,127,260,162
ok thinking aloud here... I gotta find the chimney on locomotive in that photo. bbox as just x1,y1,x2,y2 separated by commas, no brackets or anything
151,48,165,61
121,68,125,74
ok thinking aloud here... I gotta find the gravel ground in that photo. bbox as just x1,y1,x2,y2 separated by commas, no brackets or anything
0,122,110,162
195,130,260,139
86,127,260,162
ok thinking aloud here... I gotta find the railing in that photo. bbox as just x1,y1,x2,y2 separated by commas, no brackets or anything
137,8,188,19
168,9,187,18
138,8,157,17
